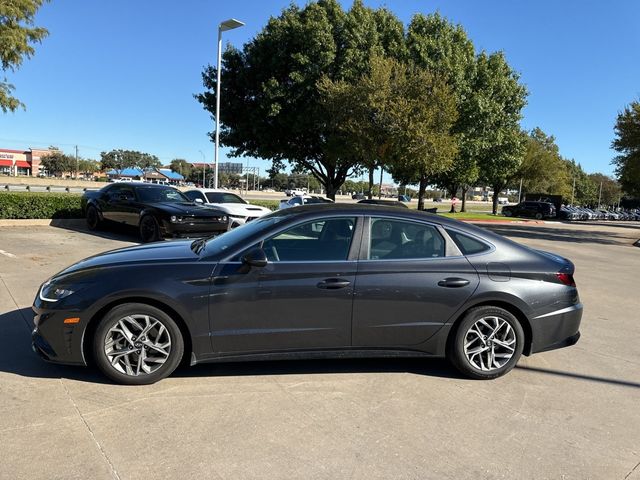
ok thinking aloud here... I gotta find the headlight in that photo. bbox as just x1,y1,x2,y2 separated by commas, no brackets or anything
170,215,184,223
220,215,228,222
39,281,75,303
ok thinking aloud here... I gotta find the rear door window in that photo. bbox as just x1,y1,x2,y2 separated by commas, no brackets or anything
368,218,445,260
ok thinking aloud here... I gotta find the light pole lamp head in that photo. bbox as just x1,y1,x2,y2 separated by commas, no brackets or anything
220,18,244,32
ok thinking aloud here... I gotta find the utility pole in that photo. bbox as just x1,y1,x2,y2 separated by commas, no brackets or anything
75,145,79,180
517,178,523,203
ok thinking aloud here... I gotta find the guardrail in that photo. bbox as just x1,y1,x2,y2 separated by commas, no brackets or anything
2,184,100,193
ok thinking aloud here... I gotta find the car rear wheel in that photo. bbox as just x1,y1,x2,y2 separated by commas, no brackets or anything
448,306,524,380
86,206,101,230
535,212,544,220
139,215,160,243
503,209,512,217
93,303,184,385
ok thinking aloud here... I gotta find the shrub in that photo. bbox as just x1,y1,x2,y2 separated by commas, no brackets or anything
247,199,280,211
0,192,83,219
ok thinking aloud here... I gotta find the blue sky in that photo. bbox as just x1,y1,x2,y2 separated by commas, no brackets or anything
1,0,639,180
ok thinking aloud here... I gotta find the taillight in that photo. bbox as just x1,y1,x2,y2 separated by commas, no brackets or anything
556,273,576,287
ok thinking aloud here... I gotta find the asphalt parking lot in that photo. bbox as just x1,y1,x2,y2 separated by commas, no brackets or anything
1,221,639,480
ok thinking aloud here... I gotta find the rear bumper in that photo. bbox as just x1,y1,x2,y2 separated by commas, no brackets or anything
530,303,583,354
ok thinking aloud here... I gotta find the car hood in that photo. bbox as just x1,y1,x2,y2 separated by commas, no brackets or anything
156,202,224,216
206,203,271,216
53,240,202,279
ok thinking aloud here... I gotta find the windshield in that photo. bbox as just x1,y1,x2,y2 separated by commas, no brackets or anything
202,211,287,257
136,186,189,203
205,192,247,204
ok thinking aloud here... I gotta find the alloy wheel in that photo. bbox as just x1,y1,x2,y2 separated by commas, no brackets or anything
104,314,172,376
463,316,516,371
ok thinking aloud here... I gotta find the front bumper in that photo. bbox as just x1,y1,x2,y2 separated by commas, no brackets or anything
161,219,229,238
31,304,87,366
530,303,583,354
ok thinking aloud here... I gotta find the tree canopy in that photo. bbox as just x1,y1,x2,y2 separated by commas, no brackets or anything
612,100,640,198
100,149,161,174
0,0,49,113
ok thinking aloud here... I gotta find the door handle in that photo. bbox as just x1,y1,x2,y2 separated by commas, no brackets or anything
317,278,351,289
437,277,470,288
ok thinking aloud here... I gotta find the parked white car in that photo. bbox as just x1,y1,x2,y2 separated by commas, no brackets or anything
279,195,333,210
285,188,307,197
183,189,272,228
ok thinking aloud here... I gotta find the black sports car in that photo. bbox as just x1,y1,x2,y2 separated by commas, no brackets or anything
81,183,230,242
32,204,582,385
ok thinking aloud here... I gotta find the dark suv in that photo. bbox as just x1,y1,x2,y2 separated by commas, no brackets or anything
501,201,556,220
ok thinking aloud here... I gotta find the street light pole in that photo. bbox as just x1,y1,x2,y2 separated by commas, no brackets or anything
214,18,244,189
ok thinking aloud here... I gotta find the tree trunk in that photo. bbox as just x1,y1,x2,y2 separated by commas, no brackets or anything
378,167,383,199
367,166,374,200
461,186,468,212
492,184,500,215
325,181,337,201
448,184,458,213
417,175,428,211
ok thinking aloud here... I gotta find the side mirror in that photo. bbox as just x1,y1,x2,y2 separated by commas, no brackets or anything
194,198,204,204
241,247,268,268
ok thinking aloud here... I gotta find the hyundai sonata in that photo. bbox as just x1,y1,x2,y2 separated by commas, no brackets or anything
32,204,582,384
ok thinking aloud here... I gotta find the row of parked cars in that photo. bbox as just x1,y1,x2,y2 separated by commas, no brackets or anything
559,206,640,221
82,183,273,242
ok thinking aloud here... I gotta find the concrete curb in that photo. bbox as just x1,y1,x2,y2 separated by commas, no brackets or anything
0,218,85,228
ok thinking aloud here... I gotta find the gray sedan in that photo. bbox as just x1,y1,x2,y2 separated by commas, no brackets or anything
32,204,582,384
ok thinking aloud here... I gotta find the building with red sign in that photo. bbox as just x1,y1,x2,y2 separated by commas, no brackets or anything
0,148,54,177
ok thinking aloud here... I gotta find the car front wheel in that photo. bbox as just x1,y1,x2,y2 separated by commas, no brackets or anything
86,205,101,230
93,303,184,385
535,212,544,220
139,215,161,243
448,306,524,380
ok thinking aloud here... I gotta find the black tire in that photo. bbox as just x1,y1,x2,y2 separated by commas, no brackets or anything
86,205,101,231
534,212,543,220
139,215,161,243
448,306,524,380
93,303,184,385
503,209,513,217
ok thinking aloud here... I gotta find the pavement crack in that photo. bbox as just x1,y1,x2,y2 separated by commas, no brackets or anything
60,379,122,480
624,459,640,480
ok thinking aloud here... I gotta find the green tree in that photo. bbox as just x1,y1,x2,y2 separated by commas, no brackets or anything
589,172,621,207
472,52,528,214
408,13,479,212
386,64,459,210
1,0,49,112
170,158,192,178
612,100,640,198
40,150,74,177
195,0,405,199
565,160,598,206
77,158,100,178
517,128,571,198
100,149,161,174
